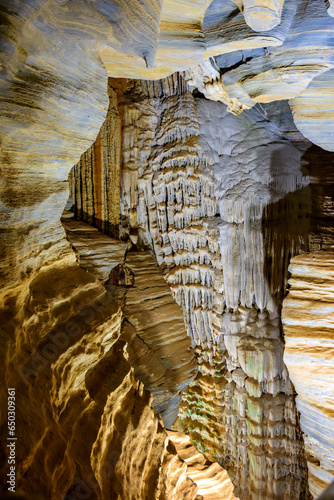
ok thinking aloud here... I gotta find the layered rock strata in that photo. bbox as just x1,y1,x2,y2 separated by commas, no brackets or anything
62,213,197,427
185,0,334,150
0,256,199,498
1,1,334,499
283,250,334,498
62,211,239,498
168,430,238,500
70,74,316,499
68,87,122,238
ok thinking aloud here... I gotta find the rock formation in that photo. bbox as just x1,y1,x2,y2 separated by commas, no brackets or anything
62,213,197,427
1,0,334,499
283,250,334,499
68,75,318,499
168,430,238,499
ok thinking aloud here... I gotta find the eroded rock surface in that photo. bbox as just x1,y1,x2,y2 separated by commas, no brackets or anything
1,1,334,499
69,74,319,499
168,430,238,500
0,258,198,498
62,213,197,427
283,250,334,498
185,0,334,150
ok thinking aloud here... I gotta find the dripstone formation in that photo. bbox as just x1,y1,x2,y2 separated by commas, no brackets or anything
1,1,334,499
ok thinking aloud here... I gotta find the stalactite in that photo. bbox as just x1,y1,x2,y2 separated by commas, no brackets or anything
70,74,317,499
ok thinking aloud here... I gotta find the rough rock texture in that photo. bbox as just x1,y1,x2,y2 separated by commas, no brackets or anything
69,75,318,499
0,202,234,499
124,250,197,426
2,1,334,499
0,257,198,499
62,213,197,427
283,250,334,499
0,5,215,497
168,430,238,499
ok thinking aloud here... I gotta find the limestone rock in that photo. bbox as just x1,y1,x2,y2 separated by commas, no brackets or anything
62,213,197,428
168,430,238,499
62,216,127,282
124,251,198,426
290,69,334,152
283,250,334,498
69,74,315,498
185,0,334,149
236,0,285,32
1,2,334,498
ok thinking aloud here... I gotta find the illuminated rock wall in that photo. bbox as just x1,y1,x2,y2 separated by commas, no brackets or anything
185,0,334,151
0,2,239,497
283,250,334,499
0,258,200,498
70,75,316,498
1,0,334,498
62,214,197,428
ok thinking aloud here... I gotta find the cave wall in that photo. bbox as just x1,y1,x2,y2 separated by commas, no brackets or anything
0,258,202,498
283,250,334,498
1,0,334,498
70,74,334,499
0,2,238,497
62,214,198,428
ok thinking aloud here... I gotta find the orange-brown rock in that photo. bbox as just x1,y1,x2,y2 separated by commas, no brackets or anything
62,213,197,428
0,256,200,499
168,430,238,500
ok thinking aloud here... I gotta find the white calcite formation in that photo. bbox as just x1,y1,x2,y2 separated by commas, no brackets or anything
1,1,334,499
70,74,319,498
283,250,334,499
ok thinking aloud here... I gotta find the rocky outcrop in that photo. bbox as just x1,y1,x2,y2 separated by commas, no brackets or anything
123,250,197,426
283,250,334,499
0,7,211,496
234,0,285,32
174,344,308,499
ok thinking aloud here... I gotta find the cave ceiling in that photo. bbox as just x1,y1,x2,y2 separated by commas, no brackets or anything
0,0,334,499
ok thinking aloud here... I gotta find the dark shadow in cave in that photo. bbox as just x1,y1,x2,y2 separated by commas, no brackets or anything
262,143,334,314
260,142,334,499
